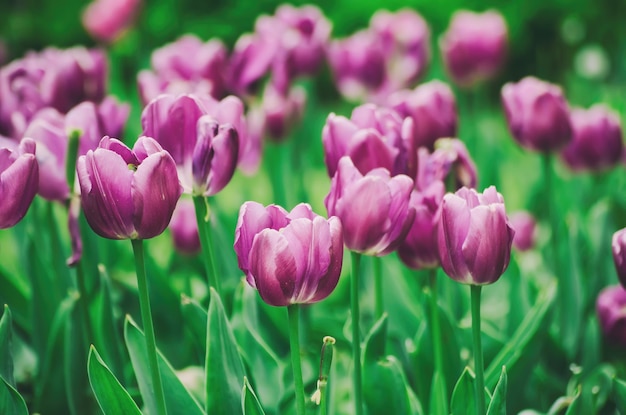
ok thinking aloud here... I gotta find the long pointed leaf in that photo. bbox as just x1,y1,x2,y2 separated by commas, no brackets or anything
0,306,15,386
242,377,266,415
0,377,28,415
486,366,507,415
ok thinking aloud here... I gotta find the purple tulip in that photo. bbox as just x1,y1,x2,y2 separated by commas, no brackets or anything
501,76,572,152
325,157,415,256
0,138,38,229
227,33,276,97
596,285,626,347
141,94,244,193
509,211,536,251
77,136,182,240
23,97,129,201
0,46,106,138
437,186,515,285
82,0,141,43
257,82,306,142
138,35,228,104
170,198,200,255
440,10,507,87
612,228,626,289
388,80,458,151
234,202,343,307
398,181,445,270
561,105,623,172
416,138,477,192
322,103,412,178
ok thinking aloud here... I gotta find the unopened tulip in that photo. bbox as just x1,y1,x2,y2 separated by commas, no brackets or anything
388,80,457,151
77,136,182,240
416,138,477,192
82,0,141,43
438,186,514,285
398,182,445,269
234,202,343,307
612,228,626,289
170,199,200,255
440,10,507,87
0,138,38,228
509,211,536,251
501,76,572,152
561,105,623,172
322,104,411,177
596,285,626,347
325,157,415,256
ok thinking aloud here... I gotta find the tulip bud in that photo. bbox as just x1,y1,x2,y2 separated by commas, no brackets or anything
234,202,343,307
77,136,182,240
596,285,626,347
0,138,39,228
437,186,515,285
612,228,626,289
501,76,572,152
170,199,200,255
388,80,457,151
324,157,415,256
509,211,537,252
82,0,141,43
440,10,507,87
561,105,623,172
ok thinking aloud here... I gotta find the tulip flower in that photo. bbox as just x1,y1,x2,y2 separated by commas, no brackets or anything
257,82,306,142
138,35,228,104
77,136,182,240
509,211,537,251
0,47,106,138
416,138,477,192
596,285,626,347
501,76,572,152
234,201,343,307
438,186,514,285
612,228,626,289
322,104,412,178
561,105,623,172
325,156,415,256
82,0,141,43
387,80,458,151
440,10,507,87
0,138,39,228
170,198,201,256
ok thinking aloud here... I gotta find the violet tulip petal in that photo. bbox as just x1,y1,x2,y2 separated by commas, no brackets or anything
348,129,398,175
309,216,343,303
438,193,472,282
248,228,297,307
0,142,38,228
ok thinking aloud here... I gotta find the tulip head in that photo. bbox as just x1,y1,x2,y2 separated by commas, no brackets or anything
437,186,514,285
509,211,537,252
501,76,572,152
612,228,626,289
234,202,343,307
77,136,182,240
82,0,141,43
416,138,477,192
325,156,415,256
170,198,200,255
0,138,39,228
561,105,623,172
596,285,626,347
440,10,507,87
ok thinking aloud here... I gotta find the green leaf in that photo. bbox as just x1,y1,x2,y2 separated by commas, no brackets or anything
363,313,388,365
486,366,507,415
0,377,28,415
564,387,582,415
241,377,266,415
451,367,476,415
64,295,91,415
88,346,142,415
363,355,412,415
485,281,556,388
206,287,245,415
0,305,15,386
181,294,208,352
613,377,626,412
124,316,205,415
429,371,449,415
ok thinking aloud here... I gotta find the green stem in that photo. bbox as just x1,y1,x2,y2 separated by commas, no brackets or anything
428,269,448,412
350,251,363,415
288,304,305,415
267,142,288,207
75,261,94,346
131,239,167,415
471,285,485,415
192,195,221,294
373,256,384,319
317,336,335,415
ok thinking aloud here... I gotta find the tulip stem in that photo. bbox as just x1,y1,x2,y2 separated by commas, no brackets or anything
192,195,221,294
428,269,448,413
470,285,485,415
373,256,384,319
350,251,364,415
131,239,167,415
75,261,94,346
288,304,306,415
